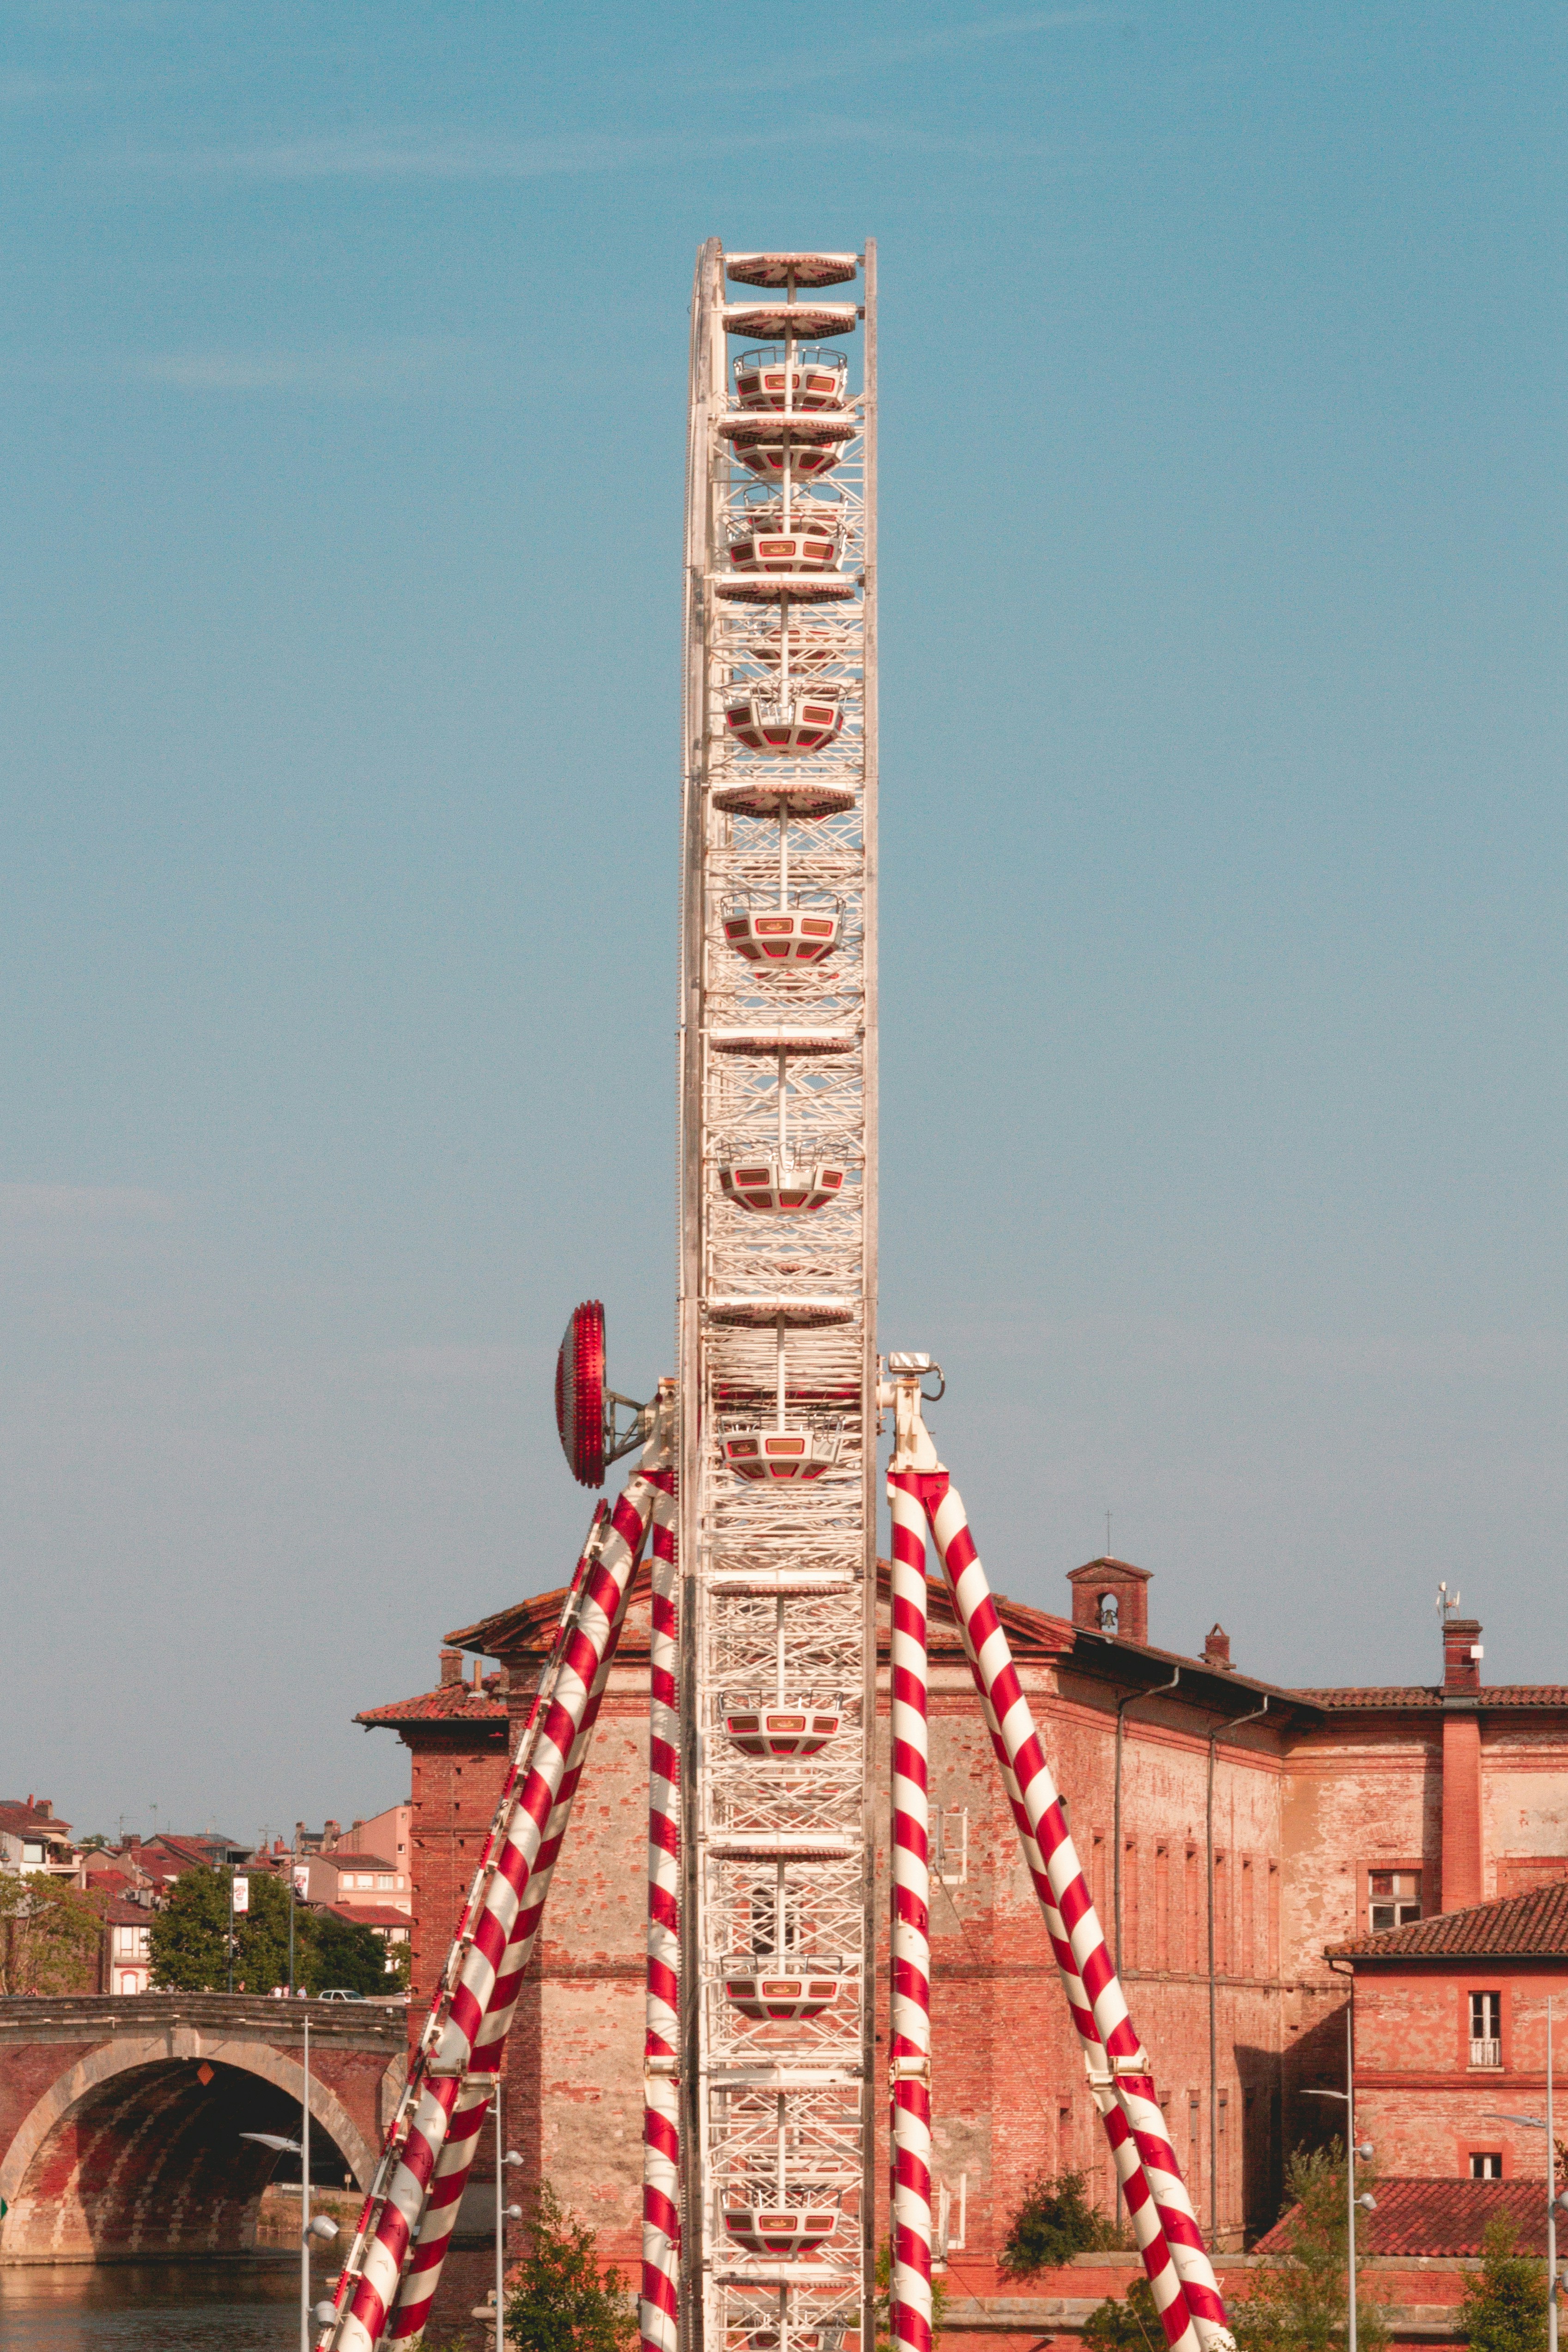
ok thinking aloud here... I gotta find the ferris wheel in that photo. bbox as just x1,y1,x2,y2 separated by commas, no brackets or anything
309,242,1235,2352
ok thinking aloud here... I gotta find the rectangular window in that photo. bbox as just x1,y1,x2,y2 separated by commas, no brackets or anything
1369,1870,1421,1933
22,1841,44,1863
1472,2152,1503,2178
1470,1990,1502,2067
1155,1844,1170,1972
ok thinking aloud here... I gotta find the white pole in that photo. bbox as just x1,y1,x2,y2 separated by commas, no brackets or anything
1346,2002,1358,2352
496,2078,505,2352
1550,1998,1558,2352
301,2011,311,2352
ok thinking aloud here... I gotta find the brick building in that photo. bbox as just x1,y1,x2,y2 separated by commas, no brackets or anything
1332,1878,1568,2184
361,1554,1568,2285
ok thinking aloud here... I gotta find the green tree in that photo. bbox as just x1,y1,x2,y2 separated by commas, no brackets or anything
1084,2274,1165,2352
1232,2142,1387,2352
999,2170,1120,2278
304,1908,397,1996
1459,2214,1549,2352
504,2181,636,2352
149,1866,296,1992
0,1874,103,1994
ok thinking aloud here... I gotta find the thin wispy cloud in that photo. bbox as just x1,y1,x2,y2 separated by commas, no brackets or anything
688,7,1109,93
107,111,1066,185
109,116,932,182
126,337,478,395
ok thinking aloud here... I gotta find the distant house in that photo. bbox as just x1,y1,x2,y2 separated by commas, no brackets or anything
0,1797,79,1880
102,1896,154,1995
300,1848,410,1915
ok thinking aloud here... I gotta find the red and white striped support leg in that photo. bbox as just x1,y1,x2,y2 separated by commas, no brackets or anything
641,1468,681,2352
319,1472,661,2352
886,1478,934,2352
920,1478,1232,2352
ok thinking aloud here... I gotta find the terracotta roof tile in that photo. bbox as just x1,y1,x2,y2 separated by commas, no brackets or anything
1296,1685,1568,1710
357,1683,508,1728
322,1902,411,1929
0,1801,73,1839
1331,1879,1568,1960
1256,2177,1549,2258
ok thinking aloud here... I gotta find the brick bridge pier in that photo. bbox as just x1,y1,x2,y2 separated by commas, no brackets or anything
0,1995,406,2264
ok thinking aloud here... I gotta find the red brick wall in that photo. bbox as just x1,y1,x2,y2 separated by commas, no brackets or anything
1353,1960,1568,2182
406,1726,509,2035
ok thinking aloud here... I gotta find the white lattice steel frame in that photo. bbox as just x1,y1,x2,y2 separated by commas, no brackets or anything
678,237,878,2352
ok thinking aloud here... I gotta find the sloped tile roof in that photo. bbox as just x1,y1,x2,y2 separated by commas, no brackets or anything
356,1682,508,1729
322,1902,411,1929
446,1560,1077,1663
1330,1878,1568,1960
1297,1685,1568,1711
1256,2177,1549,2258
0,1801,73,1840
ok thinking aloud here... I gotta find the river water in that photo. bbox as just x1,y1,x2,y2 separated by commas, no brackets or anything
0,2257,341,2350
0,2250,494,2349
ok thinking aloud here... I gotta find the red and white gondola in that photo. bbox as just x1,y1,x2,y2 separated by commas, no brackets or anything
731,343,850,413
720,901,844,966
721,2207,840,2259
719,1151,847,1214
724,687,843,755
724,1966,844,2022
722,1703,843,1759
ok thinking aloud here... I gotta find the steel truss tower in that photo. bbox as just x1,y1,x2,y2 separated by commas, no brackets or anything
310,234,1234,2352
678,238,878,2352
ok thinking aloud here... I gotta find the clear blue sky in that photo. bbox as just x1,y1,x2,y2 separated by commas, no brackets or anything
2,2,1564,1843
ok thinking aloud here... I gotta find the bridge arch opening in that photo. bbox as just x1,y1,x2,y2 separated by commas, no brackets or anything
1,2047,371,2264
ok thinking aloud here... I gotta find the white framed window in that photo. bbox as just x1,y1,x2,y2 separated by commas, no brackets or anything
1471,2152,1503,2178
1470,1990,1502,2068
1369,1870,1421,1933
22,1840,45,1864
928,1806,969,1886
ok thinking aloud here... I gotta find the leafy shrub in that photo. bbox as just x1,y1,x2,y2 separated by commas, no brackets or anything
1084,2274,1165,2352
1459,2214,1548,2352
1232,2142,1387,2352
505,2180,636,2352
999,2170,1120,2277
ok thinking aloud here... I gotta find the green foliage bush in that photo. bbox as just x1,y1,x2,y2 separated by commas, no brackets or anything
1459,2215,1549,2352
148,1866,403,1995
1232,2142,1387,2352
1084,2273,1165,2352
999,2169,1121,2277
0,1874,104,1994
504,2182,636,2352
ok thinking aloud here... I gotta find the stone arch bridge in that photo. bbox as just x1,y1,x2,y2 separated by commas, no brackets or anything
0,1994,406,2263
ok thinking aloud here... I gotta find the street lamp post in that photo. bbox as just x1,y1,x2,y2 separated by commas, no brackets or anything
1482,1994,1567,2352
1304,2006,1376,2352
495,2077,524,2352
238,2013,339,2352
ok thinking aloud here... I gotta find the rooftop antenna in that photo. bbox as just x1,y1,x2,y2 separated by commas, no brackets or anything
1105,1509,1112,1556
1436,1580,1462,1623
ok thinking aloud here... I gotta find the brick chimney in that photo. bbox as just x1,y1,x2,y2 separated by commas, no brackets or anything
1441,1616,1484,1912
1067,1558,1152,1646
440,1647,463,1686
1443,1617,1484,1693
1204,1625,1233,1671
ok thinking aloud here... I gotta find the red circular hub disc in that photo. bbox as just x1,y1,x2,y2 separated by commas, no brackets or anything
555,1300,607,1487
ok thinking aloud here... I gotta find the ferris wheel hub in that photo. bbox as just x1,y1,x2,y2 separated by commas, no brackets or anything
553,1299,657,1487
